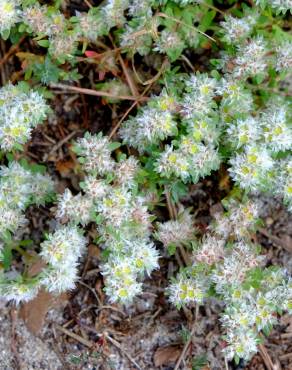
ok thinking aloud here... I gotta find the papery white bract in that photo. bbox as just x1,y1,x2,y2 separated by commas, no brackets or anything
0,84,49,151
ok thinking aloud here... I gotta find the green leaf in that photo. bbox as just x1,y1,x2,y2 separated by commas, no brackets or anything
108,142,121,151
18,239,33,248
2,246,12,270
1,29,10,41
199,10,216,31
1,230,12,243
234,355,240,365
167,243,177,256
37,39,50,48
192,354,208,370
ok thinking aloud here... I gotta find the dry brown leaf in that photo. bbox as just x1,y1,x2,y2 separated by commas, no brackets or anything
259,229,292,253
88,244,100,259
55,159,76,176
279,234,292,253
28,259,46,277
20,261,67,334
153,345,182,367
20,289,68,335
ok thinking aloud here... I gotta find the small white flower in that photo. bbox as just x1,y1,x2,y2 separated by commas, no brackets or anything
229,146,274,192
255,0,292,13
194,236,225,265
56,189,94,226
128,0,152,17
223,329,259,361
155,145,190,181
260,107,292,152
104,275,143,303
0,279,40,305
120,106,177,152
0,0,20,34
276,40,292,71
182,74,217,119
0,84,49,151
75,8,107,42
82,176,109,200
40,265,79,293
168,275,206,306
40,225,87,268
233,36,268,78
97,186,132,227
129,240,160,275
102,256,143,303
102,0,129,28
155,208,195,247
74,132,115,175
115,156,139,189
212,242,264,293
227,117,261,148
154,30,185,56
220,14,256,44
22,4,51,35
0,161,53,209
0,206,27,235
218,79,254,117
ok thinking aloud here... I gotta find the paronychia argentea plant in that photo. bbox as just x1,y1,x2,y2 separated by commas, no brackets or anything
0,0,291,365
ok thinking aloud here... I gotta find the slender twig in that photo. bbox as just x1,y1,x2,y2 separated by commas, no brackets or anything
156,12,216,43
180,55,196,72
50,83,148,102
10,308,22,369
104,333,142,370
258,228,292,253
200,1,225,15
75,321,142,370
108,82,153,139
174,305,199,370
279,352,292,361
109,58,168,138
108,34,140,103
224,356,229,370
77,280,102,306
165,188,190,266
259,343,275,370
84,0,93,8
55,324,93,347
118,53,140,101
0,36,26,69
43,130,80,161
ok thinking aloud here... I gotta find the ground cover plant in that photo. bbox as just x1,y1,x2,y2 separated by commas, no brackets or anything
0,0,291,368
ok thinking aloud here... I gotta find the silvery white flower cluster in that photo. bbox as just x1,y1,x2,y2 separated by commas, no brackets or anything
121,74,221,183
0,161,55,304
56,132,160,303
0,275,40,305
277,158,292,212
0,0,20,36
220,13,258,44
155,208,196,248
227,102,292,197
119,92,178,152
255,0,292,13
121,71,291,207
0,83,49,151
0,225,87,304
39,225,87,293
167,199,291,361
219,11,291,78
74,8,107,43
0,161,54,236
221,268,291,362
212,199,259,240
